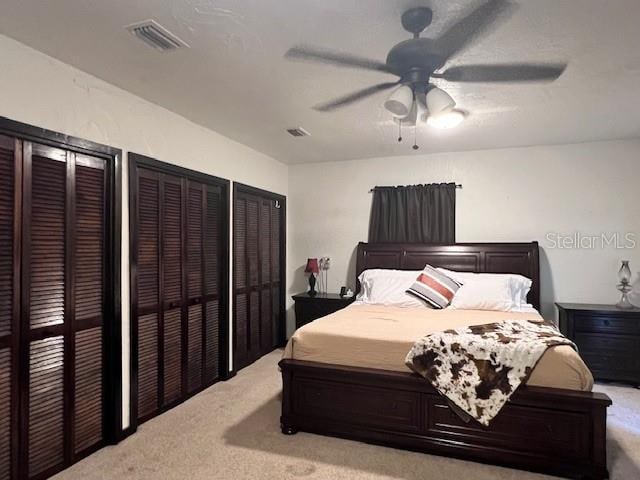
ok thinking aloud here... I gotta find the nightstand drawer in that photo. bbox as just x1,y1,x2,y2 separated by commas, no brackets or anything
575,333,640,378
575,333,638,359
581,353,639,377
573,314,639,334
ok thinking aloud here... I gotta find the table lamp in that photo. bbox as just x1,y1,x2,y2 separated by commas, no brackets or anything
305,258,319,296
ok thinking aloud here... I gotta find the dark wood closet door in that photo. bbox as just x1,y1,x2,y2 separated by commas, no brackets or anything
186,181,204,393
162,174,183,407
203,185,222,382
21,143,107,479
185,180,224,392
134,168,188,419
0,135,18,480
268,200,282,349
132,158,226,426
233,187,284,371
24,144,67,478
135,168,160,420
0,119,119,480
71,154,106,457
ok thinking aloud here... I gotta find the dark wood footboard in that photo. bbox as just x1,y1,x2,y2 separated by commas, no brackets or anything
280,359,611,480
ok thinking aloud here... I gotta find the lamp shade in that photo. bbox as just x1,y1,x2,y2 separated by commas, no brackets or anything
426,87,455,115
384,85,413,117
305,258,319,274
394,98,418,126
618,260,632,283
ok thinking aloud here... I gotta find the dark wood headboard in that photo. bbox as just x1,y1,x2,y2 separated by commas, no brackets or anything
355,242,540,310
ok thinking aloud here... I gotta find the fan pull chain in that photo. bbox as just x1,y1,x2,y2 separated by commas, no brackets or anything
413,124,419,150
398,119,402,142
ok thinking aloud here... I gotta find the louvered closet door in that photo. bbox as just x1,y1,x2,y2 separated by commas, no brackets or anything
161,175,183,407
233,189,284,371
135,168,161,420
186,180,224,393
233,196,248,369
73,154,106,456
186,181,204,393
23,143,106,479
135,170,189,419
0,135,18,480
268,201,282,348
133,163,224,424
25,144,67,478
203,185,222,382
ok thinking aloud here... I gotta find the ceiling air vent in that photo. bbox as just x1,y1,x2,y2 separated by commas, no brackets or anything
286,127,311,137
126,19,189,52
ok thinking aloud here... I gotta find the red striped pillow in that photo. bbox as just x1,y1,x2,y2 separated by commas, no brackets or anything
406,265,462,309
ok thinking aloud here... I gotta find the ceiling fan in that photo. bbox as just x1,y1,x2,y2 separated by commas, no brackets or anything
285,0,567,130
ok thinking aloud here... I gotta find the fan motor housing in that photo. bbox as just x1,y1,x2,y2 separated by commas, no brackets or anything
386,38,445,76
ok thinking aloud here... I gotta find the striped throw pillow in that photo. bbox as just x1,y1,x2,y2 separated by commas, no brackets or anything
406,265,462,309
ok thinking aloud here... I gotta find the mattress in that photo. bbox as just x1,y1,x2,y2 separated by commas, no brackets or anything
283,303,593,391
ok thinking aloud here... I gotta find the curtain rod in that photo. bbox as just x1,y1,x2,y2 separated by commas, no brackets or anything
368,183,462,193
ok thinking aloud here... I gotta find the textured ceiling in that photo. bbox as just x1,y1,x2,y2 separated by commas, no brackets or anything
1,0,640,164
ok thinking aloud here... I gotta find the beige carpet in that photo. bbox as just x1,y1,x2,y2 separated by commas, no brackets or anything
54,350,640,480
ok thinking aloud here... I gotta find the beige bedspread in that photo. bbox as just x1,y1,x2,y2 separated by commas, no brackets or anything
282,304,593,391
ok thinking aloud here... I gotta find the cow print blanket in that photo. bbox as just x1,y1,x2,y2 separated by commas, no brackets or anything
405,320,576,426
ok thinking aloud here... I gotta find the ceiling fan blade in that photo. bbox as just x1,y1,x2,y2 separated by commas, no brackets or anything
286,45,394,74
434,0,516,61
433,63,567,82
313,82,399,112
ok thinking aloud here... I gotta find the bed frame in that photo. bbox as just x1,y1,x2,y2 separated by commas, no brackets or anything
280,242,611,479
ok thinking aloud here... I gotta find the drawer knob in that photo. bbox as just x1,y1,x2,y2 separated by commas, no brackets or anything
603,319,610,326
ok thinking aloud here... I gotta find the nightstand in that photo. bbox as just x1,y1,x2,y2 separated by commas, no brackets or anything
557,302,640,386
292,292,355,329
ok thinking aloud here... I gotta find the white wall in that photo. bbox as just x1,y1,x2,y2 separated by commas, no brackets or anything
0,34,288,430
288,140,640,330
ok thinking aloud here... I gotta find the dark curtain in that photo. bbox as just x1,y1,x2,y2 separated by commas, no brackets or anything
368,183,456,243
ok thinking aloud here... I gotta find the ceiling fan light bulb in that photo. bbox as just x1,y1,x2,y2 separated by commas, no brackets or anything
427,109,465,129
384,86,413,117
426,87,455,115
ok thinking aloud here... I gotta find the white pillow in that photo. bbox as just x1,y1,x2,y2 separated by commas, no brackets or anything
449,275,516,311
357,269,426,308
437,268,532,309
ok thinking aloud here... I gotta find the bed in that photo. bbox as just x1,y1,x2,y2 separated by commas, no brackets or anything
279,242,611,480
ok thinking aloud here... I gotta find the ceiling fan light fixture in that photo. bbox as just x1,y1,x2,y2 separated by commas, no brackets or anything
384,86,414,117
427,109,465,129
425,87,455,115
395,99,418,126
